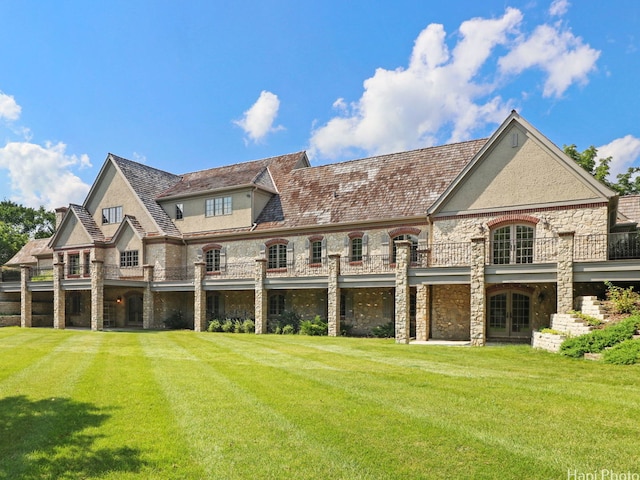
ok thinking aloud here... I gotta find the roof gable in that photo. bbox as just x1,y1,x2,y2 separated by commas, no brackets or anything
48,204,104,248
428,111,617,216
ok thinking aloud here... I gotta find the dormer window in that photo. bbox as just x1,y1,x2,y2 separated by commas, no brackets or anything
205,196,232,217
102,206,122,224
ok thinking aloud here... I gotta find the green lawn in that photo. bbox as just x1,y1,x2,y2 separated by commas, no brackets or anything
0,328,638,479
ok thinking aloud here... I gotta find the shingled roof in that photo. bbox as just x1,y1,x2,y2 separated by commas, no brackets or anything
4,238,53,267
156,153,305,199
254,139,487,229
68,204,105,242
110,154,182,237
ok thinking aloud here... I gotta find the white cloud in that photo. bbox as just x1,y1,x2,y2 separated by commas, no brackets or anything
309,5,600,160
0,141,91,210
597,135,640,178
549,0,570,17
0,92,21,122
234,90,284,143
499,24,600,98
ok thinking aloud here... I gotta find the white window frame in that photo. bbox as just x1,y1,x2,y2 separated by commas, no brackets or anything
102,206,123,224
205,196,232,217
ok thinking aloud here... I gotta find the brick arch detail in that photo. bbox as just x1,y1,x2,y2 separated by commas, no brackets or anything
388,227,421,238
265,238,289,247
487,214,540,230
348,231,364,240
308,235,324,243
202,243,222,252
486,284,535,296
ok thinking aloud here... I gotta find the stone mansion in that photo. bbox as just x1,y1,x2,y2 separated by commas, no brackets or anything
3,111,640,345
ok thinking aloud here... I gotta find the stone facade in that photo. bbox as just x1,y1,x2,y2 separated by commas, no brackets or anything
430,285,470,341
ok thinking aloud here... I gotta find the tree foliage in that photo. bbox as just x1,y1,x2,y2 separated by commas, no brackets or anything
564,144,640,195
0,200,55,265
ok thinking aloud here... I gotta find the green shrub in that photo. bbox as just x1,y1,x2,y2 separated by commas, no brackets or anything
207,319,222,332
299,316,328,336
372,321,395,338
163,311,189,330
568,310,603,327
281,324,296,335
221,319,234,333
560,316,640,358
242,319,255,333
340,322,354,336
539,328,564,335
233,320,244,334
270,310,301,334
604,281,640,314
603,339,640,365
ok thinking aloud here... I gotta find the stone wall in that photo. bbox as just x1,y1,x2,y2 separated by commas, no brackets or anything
431,285,470,340
342,287,394,336
532,332,566,353
433,205,608,243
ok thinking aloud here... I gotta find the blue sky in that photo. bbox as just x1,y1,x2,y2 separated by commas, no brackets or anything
1,0,639,209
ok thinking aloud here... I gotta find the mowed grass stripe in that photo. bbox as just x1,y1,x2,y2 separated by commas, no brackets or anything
0,328,76,381
199,334,640,476
143,331,375,480
196,334,558,478
66,331,209,479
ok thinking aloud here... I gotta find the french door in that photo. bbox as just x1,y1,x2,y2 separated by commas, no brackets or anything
488,291,531,339
492,225,534,264
127,294,143,326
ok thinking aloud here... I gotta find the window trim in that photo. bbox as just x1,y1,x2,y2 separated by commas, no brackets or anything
491,223,535,265
102,206,123,225
205,196,232,217
267,243,288,270
205,248,221,274
120,250,139,268
67,252,80,277
175,203,184,220
268,293,286,317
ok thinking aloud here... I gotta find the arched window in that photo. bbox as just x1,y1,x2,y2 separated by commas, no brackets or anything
268,293,286,316
491,225,535,264
391,234,419,264
205,248,221,273
348,232,366,262
268,244,287,269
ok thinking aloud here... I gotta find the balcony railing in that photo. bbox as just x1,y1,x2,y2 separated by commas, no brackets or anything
29,267,54,282
1,267,21,282
425,242,471,267
104,265,144,280
340,255,393,274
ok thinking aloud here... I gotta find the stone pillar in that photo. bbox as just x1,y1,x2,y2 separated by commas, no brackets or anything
327,254,341,336
20,265,32,328
254,258,268,334
143,265,155,330
193,261,206,332
557,231,575,314
394,240,411,344
91,260,104,331
470,237,486,346
53,261,65,330
415,284,430,341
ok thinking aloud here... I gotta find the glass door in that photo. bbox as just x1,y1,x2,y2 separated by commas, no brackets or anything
488,291,531,339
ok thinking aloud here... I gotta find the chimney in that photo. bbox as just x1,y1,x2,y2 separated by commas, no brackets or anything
55,207,68,231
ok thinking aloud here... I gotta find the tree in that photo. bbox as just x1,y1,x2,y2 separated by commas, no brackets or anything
564,144,640,195
0,200,55,265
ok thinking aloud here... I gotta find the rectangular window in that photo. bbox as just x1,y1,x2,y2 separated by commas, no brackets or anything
120,250,139,268
350,238,363,262
311,241,322,264
205,196,232,217
268,244,287,269
68,253,80,276
205,249,221,273
83,252,91,276
176,203,184,220
102,206,123,224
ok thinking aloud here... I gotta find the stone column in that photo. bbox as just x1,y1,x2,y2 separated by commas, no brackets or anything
91,260,104,331
53,261,65,330
470,237,486,346
394,240,411,344
557,231,575,314
327,254,341,336
20,265,32,328
254,258,268,334
193,261,206,332
415,284,430,341
143,265,155,330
